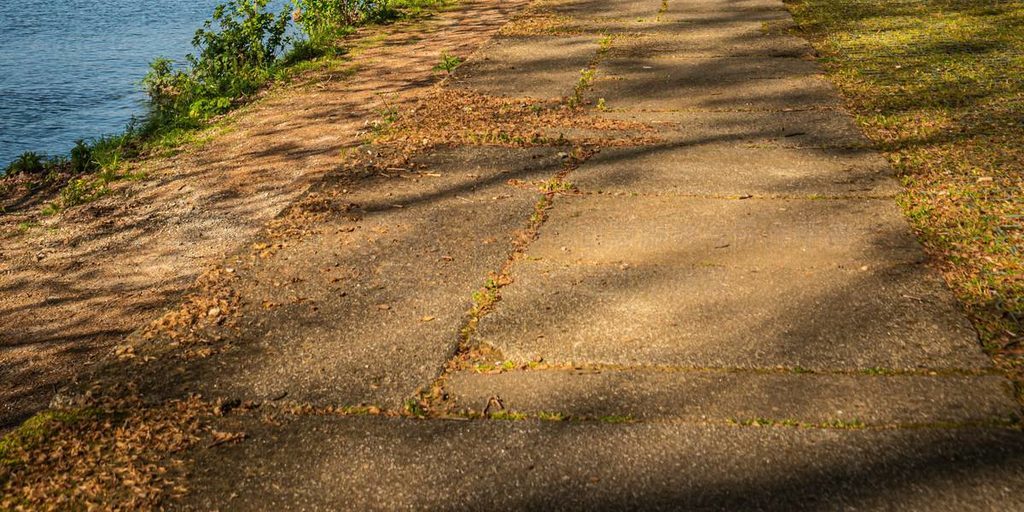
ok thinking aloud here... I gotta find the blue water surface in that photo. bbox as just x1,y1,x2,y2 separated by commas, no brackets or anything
0,0,289,166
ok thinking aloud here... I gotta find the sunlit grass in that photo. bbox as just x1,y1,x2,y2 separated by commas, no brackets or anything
786,0,1023,379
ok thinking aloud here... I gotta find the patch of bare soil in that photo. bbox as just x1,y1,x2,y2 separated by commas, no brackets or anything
0,0,528,430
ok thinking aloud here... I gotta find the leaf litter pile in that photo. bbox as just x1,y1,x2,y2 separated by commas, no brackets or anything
0,393,207,511
376,87,655,148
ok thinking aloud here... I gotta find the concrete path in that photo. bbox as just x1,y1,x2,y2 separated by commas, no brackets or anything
62,0,1024,508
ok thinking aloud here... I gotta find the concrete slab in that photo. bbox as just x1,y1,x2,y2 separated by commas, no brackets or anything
474,195,985,370
611,21,814,58
572,143,899,197
478,258,986,370
154,148,565,409
597,109,874,149
181,415,1024,510
447,370,1021,424
592,66,838,111
525,196,926,267
602,55,821,82
453,36,599,99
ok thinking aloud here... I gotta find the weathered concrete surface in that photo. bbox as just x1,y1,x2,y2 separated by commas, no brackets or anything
525,196,928,266
662,0,787,17
146,148,562,408
598,109,874,149
480,257,985,370
181,415,1024,511
592,58,839,111
452,36,599,99
447,370,1020,424
614,32,814,58
609,19,813,57
476,195,986,370
573,144,898,196
0,0,532,430
604,56,821,82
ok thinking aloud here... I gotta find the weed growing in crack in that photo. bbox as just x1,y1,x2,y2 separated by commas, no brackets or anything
861,367,895,376
541,177,577,194
567,68,597,109
489,410,527,421
538,411,566,422
403,398,427,418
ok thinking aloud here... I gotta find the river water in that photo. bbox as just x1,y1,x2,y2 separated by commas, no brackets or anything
0,0,289,166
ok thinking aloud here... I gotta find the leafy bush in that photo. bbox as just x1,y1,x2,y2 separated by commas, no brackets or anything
144,0,291,126
5,152,46,176
69,140,98,174
189,1,290,97
294,0,399,44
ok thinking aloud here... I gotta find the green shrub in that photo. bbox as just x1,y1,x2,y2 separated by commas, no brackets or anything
69,140,98,174
143,0,291,127
5,152,46,176
294,0,417,44
189,1,291,96
90,129,137,172
188,96,234,120
293,0,356,44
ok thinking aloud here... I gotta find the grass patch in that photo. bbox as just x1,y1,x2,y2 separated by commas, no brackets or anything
785,0,1024,383
489,410,528,421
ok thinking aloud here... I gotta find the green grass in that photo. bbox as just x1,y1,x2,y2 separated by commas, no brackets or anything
785,0,1024,385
